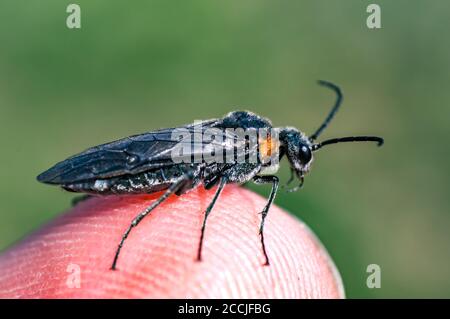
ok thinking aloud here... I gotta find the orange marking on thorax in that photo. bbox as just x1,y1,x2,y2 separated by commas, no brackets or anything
259,134,280,159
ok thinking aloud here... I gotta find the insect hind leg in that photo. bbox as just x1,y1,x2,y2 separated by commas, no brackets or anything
253,175,279,266
71,194,92,207
111,174,190,270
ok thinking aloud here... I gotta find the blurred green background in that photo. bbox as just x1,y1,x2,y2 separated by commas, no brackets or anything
0,0,449,298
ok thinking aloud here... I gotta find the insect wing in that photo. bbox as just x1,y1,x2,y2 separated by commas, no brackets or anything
37,119,253,184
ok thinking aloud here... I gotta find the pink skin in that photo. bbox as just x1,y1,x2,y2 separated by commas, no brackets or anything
0,185,344,298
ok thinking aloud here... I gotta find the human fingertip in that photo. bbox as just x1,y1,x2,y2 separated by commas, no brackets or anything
0,185,344,298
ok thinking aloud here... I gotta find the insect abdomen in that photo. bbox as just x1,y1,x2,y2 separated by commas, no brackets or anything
62,170,171,195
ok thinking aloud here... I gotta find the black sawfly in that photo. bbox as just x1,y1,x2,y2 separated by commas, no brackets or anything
37,81,384,270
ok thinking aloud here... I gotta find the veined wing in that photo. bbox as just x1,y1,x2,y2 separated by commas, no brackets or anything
37,119,256,184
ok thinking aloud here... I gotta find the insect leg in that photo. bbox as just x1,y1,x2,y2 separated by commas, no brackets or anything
286,174,305,193
111,175,189,270
197,177,228,261
253,175,279,265
281,168,295,189
71,194,92,207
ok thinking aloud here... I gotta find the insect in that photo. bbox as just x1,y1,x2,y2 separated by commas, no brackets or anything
37,81,383,270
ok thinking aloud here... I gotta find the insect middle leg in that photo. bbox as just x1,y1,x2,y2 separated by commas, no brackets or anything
253,175,279,265
196,177,228,261
111,175,189,270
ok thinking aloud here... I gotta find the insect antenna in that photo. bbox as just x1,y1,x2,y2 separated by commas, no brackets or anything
312,136,384,151
309,80,343,141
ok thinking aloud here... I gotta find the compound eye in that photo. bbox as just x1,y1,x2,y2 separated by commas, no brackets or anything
298,145,312,165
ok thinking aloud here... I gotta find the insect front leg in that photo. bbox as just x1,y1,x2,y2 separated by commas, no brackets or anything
281,168,295,189
111,174,190,270
253,175,279,266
